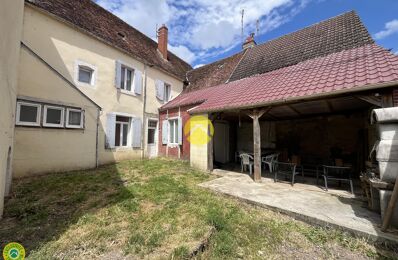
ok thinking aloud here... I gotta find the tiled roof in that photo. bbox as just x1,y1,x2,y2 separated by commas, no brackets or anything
161,44,398,113
26,0,192,80
229,11,374,81
185,51,245,92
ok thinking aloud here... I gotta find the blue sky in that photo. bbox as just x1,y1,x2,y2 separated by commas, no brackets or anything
96,0,398,68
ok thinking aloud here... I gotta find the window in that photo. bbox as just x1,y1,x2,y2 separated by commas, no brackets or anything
66,108,84,128
76,61,96,86
120,66,134,91
169,119,178,144
43,105,64,127
147,120,157,144
115,116,130,147
16,102,41,126
164,83,171,102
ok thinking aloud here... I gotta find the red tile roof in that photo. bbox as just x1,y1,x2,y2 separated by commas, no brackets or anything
161,44,398,113
26,0,192,80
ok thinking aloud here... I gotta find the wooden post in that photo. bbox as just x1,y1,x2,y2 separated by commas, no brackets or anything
381,175,398,231
253,111,262,182
247,108,270,182
208,114,214,172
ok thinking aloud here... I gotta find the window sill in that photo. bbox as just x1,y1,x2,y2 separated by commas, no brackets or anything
119,89,137,97
76,81,96,88
168,143,180,148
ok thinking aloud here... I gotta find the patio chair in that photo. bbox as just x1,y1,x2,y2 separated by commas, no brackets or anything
273,162,300,186
240,153,254,175
322,165,353,194
261,153,279,173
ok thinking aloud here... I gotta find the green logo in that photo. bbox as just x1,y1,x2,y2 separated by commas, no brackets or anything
3,242,25,260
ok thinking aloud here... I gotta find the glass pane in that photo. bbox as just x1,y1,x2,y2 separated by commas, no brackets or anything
115,123,121,147
122,124,128,146
148,129,155,144
169,121,175,143
165,85,170,102
68,111,82,126
116,116,129,122
121,67,125,89
19,105,38,122
46,108,62,124
78,67,92,84
148,120,157,128
126,69,132,91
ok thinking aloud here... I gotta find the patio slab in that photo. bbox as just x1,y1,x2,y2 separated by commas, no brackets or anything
199,169,398,244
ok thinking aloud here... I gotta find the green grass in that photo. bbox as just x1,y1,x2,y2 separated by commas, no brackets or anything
0,158,397,259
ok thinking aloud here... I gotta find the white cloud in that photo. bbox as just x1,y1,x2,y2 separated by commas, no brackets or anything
374,19,398,40
194,64,205,68
96,0,309,64
168,44,196,63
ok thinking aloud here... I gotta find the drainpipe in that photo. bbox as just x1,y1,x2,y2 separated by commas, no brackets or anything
95,109,101,168
141,63,149,159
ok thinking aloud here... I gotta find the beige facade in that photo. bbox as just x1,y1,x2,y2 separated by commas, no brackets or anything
0,0,24,216
13,46,100,177
22,5,184,165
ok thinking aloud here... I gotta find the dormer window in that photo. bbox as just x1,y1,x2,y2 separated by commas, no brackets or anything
117,32,126,39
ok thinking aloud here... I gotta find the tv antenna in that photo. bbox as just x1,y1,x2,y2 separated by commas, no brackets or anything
241,9,245,43
256,19,260,35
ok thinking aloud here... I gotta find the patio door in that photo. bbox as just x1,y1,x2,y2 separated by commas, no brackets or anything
146,119,158,158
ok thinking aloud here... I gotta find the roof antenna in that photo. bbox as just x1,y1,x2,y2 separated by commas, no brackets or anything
155,23,158,38
241,9,245,44
256,19,260,36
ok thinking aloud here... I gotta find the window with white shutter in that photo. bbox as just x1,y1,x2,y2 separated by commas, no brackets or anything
132,118,142,148
106,113,116,148
162,120,168,144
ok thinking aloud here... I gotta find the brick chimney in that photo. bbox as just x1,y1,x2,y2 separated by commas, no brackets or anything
158,24,168,60
242,33,256,49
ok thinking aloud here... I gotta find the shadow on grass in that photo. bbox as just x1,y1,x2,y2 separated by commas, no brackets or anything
0,163,133,256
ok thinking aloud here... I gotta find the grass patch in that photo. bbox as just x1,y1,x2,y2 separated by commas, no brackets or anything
0,158,396,259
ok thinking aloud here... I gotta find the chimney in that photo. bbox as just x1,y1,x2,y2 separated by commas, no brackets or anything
157,24,168,60
242,33,256,49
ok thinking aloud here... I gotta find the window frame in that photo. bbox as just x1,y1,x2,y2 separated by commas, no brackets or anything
147,119,158,145
164,83,171,103
43,105,65,128
75,60,97,87
120,65,135,93
66,108,84,129
115,116,131,148
168,118,179,145
16,101,42,127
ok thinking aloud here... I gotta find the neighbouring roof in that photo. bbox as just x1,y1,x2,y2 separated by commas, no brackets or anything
162,44,398,113
26,0,192,80
185,51,245,92
184,11,374,91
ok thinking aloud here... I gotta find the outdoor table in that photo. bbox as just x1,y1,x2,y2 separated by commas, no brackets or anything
322,165,353,193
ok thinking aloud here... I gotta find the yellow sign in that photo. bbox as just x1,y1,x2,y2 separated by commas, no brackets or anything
184,115,214,145
3,242,25,260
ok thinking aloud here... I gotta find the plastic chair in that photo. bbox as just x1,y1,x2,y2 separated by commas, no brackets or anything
274,162,300,186
240,153,254,175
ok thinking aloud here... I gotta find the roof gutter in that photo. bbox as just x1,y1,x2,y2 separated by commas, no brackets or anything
190,81,398,114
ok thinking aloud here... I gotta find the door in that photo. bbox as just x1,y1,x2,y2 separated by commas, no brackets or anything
147,119,158,158
214,122,230,163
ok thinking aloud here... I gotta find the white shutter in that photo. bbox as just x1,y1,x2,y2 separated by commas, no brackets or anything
132,118,142,148
115,61,122,89
178,117,182,145
162,120,168,144
156,80,164,101
106,113,116,148
134,69,142,95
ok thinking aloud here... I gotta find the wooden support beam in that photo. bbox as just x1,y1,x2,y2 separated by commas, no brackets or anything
355,95,382,107
325,100,334,113
208,113,215,172
287,105,301,115
381,175,398,231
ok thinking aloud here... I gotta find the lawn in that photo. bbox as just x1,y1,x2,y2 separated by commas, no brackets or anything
0,159,397,259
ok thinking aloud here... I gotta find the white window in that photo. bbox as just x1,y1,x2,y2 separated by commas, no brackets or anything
16,101,41,126
115,115,130,147
66,108,84,128
120,65,134,92
164,83,171,102
147,120,157,144
43,105,64,128
169,119,179,144
75,60,96,86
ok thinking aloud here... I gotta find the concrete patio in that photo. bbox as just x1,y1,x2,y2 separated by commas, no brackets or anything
199,169,398,244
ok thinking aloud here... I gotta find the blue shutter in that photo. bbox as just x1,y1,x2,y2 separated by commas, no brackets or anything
106,113,116,148
134,69,142,95
115,61,122,89
132,118,142,148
